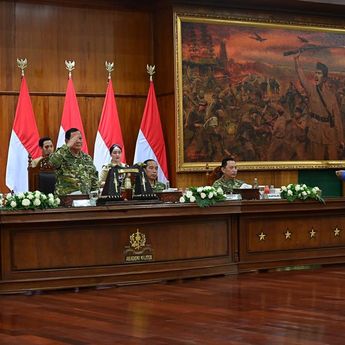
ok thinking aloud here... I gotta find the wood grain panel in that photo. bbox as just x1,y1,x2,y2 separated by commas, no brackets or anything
238,206,345,272
2,198,345,292
0,2,153,192
244,214,345,252
157,94,175,182
9,217,229,270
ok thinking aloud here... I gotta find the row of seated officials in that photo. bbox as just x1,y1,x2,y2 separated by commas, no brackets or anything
28,130,167,197
29,129,345,197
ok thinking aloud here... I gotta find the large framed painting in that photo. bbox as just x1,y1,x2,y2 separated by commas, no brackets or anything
175,12,345,171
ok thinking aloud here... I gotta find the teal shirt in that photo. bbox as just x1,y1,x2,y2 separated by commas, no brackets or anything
49,144,98,196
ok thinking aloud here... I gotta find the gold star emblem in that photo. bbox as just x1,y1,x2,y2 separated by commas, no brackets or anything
334,227,341,237
310,229,316,238
258,232,266,241
284,229,292,239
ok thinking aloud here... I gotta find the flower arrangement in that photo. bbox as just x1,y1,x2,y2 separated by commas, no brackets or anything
0,191,60,210
280,184,324,203
179,186,225,207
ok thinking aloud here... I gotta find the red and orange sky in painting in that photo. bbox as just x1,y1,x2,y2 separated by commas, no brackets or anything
182,21,345,75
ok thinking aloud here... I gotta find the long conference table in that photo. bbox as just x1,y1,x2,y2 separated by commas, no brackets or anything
1,198,345,294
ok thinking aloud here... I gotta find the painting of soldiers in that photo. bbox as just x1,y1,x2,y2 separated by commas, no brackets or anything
176,17,345,169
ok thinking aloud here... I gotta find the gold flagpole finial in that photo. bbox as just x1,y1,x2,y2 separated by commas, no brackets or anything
146,64,155,81
17,58,28,77
105,61,114,80
65,60,76,79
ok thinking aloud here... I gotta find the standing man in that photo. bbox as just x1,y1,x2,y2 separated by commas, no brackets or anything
31,136,54,168
294,55,344,159
49,128,98,195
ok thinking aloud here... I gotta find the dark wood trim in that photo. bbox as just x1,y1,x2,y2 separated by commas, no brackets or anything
171,0,345,17
1,198,345,294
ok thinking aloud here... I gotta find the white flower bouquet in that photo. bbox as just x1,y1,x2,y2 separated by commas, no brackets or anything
0,191,60,210
179,186,225,207
280,184,324,203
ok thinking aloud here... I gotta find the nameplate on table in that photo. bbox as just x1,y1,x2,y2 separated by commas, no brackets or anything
267,193,281,199
72,199,91,207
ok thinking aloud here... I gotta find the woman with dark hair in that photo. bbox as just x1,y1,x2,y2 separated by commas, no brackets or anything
99,144,127,187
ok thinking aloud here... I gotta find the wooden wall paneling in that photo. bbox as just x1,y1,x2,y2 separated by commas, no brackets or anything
30,95,61,142
111,10,153,95
153,3,174,96
15,3,61,92
157,94,176,184
0,2,16,92
0,2,15,192
153,4,177,185
237,170,299,189
0,2,153,192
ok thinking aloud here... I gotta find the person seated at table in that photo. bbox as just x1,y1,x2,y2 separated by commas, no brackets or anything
49,128,98,196
31,136,54,168
212,157,245,194
99,144,127,187
143,159,166,192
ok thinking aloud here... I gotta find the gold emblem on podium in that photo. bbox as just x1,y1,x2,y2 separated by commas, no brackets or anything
130,229,146,250
124,229,153,263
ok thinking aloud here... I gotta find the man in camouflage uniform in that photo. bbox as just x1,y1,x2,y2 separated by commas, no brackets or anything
212,157,245,194
143,159,166,192
49,128,98,196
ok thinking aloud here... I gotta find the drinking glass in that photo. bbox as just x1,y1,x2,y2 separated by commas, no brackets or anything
89,190,99,206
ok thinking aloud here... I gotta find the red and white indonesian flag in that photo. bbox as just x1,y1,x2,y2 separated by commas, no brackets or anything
93,79,126,172
6,76,40,193
133,81,168,183
57,78,88,153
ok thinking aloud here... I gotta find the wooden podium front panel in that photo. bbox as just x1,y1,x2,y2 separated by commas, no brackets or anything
8,218,229,271
2,199,345,293
0,205,236,293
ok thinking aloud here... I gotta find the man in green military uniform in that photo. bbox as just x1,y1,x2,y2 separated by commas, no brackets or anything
49,128,98,196
143,159,166,192
212,157,245,194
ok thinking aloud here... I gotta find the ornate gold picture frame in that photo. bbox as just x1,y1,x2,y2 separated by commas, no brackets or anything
175,12,345,171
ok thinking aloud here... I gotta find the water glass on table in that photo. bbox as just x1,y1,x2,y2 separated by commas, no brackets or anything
89,190,99,206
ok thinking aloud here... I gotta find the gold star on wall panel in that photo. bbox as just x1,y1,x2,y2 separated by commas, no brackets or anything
284,229,292,240
309,228,316,239
257,232,266,241
334,227,341,237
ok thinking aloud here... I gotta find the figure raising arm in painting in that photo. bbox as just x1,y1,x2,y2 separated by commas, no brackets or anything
294,53,344,160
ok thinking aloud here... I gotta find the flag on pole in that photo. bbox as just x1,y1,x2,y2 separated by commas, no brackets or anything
133,80,168,183
57,78,88,153
6,76,41,193
94,79,126,172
